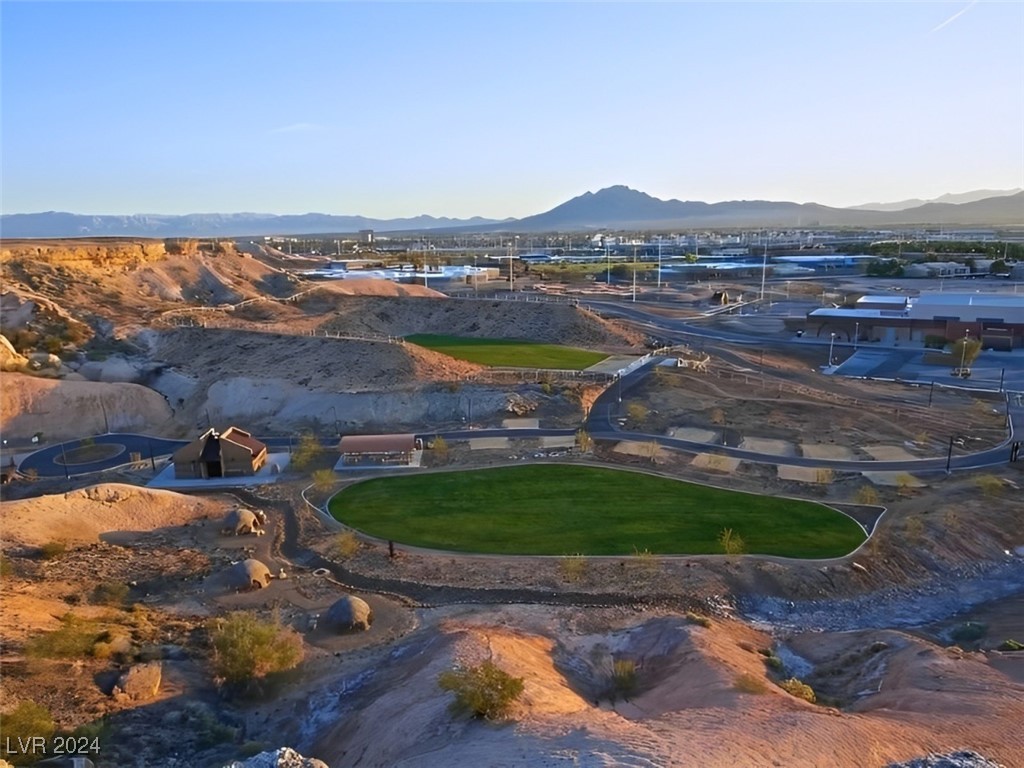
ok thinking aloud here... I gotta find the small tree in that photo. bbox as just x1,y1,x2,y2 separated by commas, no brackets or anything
718,528,746,556
291,432,322,471
209,612,304,688
432,436,449,464
950,337,982,366
438,660,524,720
575,429,594,454
854,485,880,505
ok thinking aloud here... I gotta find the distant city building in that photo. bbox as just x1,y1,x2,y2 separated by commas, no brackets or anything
358,229,374,244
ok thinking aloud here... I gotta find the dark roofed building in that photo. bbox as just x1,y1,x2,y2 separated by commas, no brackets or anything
338,434,418,467
173,427,268,479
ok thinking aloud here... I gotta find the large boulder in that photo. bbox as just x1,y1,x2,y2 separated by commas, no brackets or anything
323,595,373,633
226,559,273,591
222,508,262,536
112,661,162,702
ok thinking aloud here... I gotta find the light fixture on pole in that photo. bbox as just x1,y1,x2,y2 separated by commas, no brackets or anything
828,332,837,367
605,241,611,285
657,241,662,289
854,321,859,350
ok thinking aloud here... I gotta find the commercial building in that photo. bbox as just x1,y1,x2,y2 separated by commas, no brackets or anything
807,292,1024,349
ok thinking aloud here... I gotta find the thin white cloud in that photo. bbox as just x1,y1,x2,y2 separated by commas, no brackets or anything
268,122,327,135
930,0,979,33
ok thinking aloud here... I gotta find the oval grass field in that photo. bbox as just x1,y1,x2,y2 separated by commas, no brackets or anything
329,465,865,558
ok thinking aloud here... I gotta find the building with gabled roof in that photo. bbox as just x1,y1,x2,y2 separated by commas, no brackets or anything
338,434,419,468
172,426,268,479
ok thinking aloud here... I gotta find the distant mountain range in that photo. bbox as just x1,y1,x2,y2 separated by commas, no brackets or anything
2,187,1022,238
848,188,1022,212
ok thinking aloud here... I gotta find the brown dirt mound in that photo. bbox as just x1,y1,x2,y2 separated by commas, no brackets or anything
305,279,443,299
1,373,175,441
0,482,225,547
306,608,1024,767
315,295,642,349
152,328,482,392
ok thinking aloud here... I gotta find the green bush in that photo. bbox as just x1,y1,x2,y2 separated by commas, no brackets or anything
209,612,304,687
91,581,130,607
331,531,360,560
0,701,55,765
290,432,322,471
611,659,637,697
438,660,524,720
38,541,67,560
733,673,768,694
26,615,104,659
685,611,712,628
779,677,816,703
951,621,988,644
559,554,588,583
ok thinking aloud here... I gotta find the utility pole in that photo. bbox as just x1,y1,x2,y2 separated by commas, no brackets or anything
946,435,954,474
657,241,662,289
632,246,637,303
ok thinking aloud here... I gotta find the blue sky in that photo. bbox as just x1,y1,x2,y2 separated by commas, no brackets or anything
2,1,1022,218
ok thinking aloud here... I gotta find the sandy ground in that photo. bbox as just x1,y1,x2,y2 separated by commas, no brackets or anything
469,437,510,450
668,426,719,442
861,471,928,488
777,465,832,483
1,374,175,441
612,440,665,461
739,437,797,456
864,445,921,462
802,444,855,460
689,453,741,472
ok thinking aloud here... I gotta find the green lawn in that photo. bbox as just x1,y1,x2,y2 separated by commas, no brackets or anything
405,334,608,370
328,465,865,558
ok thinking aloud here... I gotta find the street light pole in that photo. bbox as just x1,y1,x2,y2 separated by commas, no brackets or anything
657,241,662,290
605,241,611,286
854,322,859,350
946,435,954,474
828,332,837,367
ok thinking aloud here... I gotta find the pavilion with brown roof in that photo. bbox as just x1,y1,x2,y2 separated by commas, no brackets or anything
172,426,268,479
338,434,419,468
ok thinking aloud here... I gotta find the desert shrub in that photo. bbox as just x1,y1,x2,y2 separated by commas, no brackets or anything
854,485,880,505
559,554,588,583
1,701,55,764
630,546,660,575
759,649,784,672
904,517,925,542
895,473,917,496
0,553,13,578
91,581,130,607
950,621,987,644
733,673,768,694
38,541,66,560
923,334,948,350
626,403,649,425
431,436,449,463
209,612,304,687
26,615,104,659
611,659,637,697
331,531,360,560
815,468,834,484
718,528,746,556
998,639,1024,651
778,677,816,703
311,468,335,492
438,660,524,720
685,611,712,629
43,335,63,355
575,429,594,453
973,474,1004,497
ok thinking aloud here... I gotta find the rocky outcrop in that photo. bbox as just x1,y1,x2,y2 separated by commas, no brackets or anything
886,751,1006,768
223,747,329,768
112,661,162,702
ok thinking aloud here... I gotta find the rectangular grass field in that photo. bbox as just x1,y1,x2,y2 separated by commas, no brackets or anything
405,334,608,370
